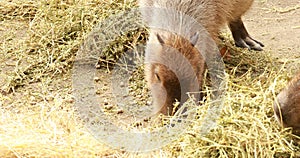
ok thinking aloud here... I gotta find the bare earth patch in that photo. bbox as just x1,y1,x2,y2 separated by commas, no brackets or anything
245,0,300,61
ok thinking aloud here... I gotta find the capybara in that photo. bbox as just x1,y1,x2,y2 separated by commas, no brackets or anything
145,31,205,115
274,72,300,136
140,0,263,115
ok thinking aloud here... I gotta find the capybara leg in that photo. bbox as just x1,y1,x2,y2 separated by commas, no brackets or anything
229,18,264,51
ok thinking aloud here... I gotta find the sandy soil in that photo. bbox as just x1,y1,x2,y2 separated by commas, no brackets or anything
245,0,300,60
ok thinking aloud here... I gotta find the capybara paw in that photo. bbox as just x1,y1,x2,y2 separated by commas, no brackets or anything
235,36,264,51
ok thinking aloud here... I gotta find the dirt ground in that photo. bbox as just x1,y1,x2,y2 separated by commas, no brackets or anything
245,0,300,61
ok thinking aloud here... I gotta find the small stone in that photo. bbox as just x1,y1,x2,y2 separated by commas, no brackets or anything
103,98,109,105
120,82,125,87
94,77,101,82
95,89,101,95
104,104,113,110
116,109,124,114
95,64,101,69
143,118,149,122
65,97,74,103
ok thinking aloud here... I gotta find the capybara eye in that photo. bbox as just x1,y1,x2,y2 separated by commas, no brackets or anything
155,73,161,81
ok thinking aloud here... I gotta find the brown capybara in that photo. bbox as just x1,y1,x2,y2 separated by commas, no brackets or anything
144,30,205,115
274,72,300,136
140,0,263,115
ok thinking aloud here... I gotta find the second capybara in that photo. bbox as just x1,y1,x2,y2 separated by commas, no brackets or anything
140,0,264,115
274,72,300,136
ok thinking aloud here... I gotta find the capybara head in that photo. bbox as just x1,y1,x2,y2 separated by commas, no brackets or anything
145,31,205,116
274,73,300,136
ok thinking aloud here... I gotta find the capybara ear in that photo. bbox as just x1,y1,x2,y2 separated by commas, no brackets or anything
190,32,199,47
156,33,165,45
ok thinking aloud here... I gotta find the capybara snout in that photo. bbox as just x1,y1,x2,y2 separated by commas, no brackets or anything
274,73,300,136
148,64,181,115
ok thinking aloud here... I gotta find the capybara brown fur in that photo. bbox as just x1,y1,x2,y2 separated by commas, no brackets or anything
274,72,300,136
145,31,205,115
140,0,263,115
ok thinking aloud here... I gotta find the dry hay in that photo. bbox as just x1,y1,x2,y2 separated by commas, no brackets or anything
0,0,300,157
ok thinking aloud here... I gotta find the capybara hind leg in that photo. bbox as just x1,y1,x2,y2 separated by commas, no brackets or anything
229,18,264,51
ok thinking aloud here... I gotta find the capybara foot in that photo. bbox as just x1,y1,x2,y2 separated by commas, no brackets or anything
229,18,264,51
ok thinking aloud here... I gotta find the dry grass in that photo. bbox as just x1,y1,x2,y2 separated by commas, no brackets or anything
0,0,300,157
